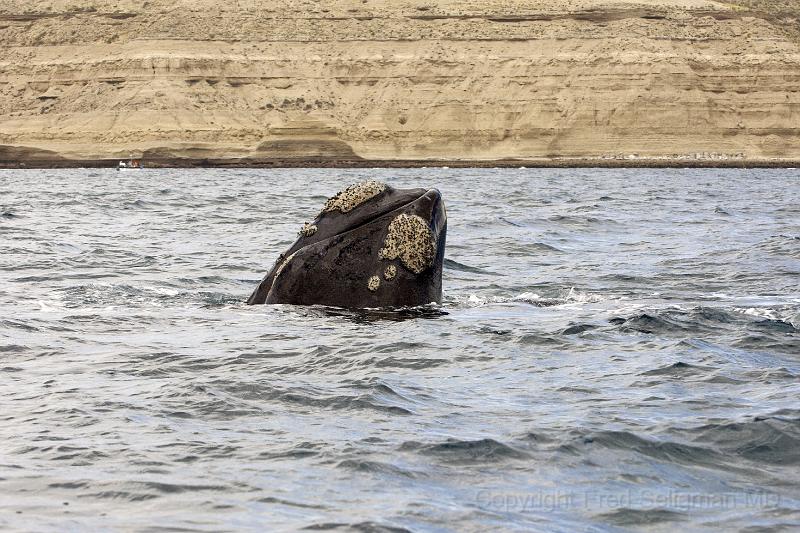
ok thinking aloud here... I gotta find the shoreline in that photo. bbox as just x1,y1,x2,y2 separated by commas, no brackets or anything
1,158,799,170
3,1,799,176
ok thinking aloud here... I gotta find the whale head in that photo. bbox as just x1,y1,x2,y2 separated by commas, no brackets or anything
247,180,447,308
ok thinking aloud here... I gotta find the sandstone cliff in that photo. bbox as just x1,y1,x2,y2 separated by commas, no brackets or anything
1,0,799,165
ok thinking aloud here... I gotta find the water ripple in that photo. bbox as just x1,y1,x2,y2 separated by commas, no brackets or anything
1,167,798,531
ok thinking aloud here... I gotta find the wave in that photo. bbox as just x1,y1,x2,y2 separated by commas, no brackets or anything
639,362,714,377
498,216,524,227
256,496,326,510
400,438,528,463
447,287,604,309
0,319,40,332
57,283,242,309
336,459,419,479
258,442,323,461
609,307,736,335
735,306,800,328
594,508,686,526
529,242,565,253
73,480,228,503
737,369,800,393
535,411,800,471
547,214,618,226
578,430,729,470
213,381,415,417
312,304,448,322
608,305,799,339
301,521,411,532
560,323,598,335
677,413,800,465
75,490,159,502
443,258,498,275
753,234,800,259
121,199,161,209
0,343,29,353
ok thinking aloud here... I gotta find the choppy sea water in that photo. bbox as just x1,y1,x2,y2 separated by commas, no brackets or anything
1,168,799,532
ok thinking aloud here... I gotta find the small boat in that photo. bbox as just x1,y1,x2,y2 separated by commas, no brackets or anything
117,155,144,171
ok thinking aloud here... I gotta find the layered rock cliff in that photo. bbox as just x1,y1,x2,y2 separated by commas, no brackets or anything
1,0,799,164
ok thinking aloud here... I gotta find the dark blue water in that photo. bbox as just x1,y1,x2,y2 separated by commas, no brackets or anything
1,168,799,532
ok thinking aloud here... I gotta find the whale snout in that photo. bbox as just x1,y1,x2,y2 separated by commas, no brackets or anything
417,188,446,242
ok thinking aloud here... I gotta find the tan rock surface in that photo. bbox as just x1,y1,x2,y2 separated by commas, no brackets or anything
1,0,799,164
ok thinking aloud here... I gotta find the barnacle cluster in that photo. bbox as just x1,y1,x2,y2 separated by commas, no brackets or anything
322,180,386,213
378,214,435,274
367,275,381,291
298,222,317,237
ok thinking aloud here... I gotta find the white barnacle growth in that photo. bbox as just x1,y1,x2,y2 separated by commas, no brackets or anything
322,180,386,213
299,222,317,237
368,275,381,291
379,213,436,274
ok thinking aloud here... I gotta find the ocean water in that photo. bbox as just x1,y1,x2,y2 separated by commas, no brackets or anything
1,168,799,532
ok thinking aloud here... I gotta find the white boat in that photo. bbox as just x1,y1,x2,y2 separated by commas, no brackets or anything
117,156,144,171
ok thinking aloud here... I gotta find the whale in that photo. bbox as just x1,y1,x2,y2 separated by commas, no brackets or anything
247,180,446,308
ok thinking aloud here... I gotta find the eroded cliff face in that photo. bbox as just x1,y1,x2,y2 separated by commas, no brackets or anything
1,0,799,163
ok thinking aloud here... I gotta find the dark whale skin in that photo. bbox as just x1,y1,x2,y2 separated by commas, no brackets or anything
247,182,446,308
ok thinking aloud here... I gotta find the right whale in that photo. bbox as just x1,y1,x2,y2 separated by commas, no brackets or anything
247,180,447,308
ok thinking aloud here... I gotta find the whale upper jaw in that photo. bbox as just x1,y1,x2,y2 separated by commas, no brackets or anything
247,184,446,307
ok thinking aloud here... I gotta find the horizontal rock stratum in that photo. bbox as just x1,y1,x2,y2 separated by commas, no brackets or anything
1,0,799,165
